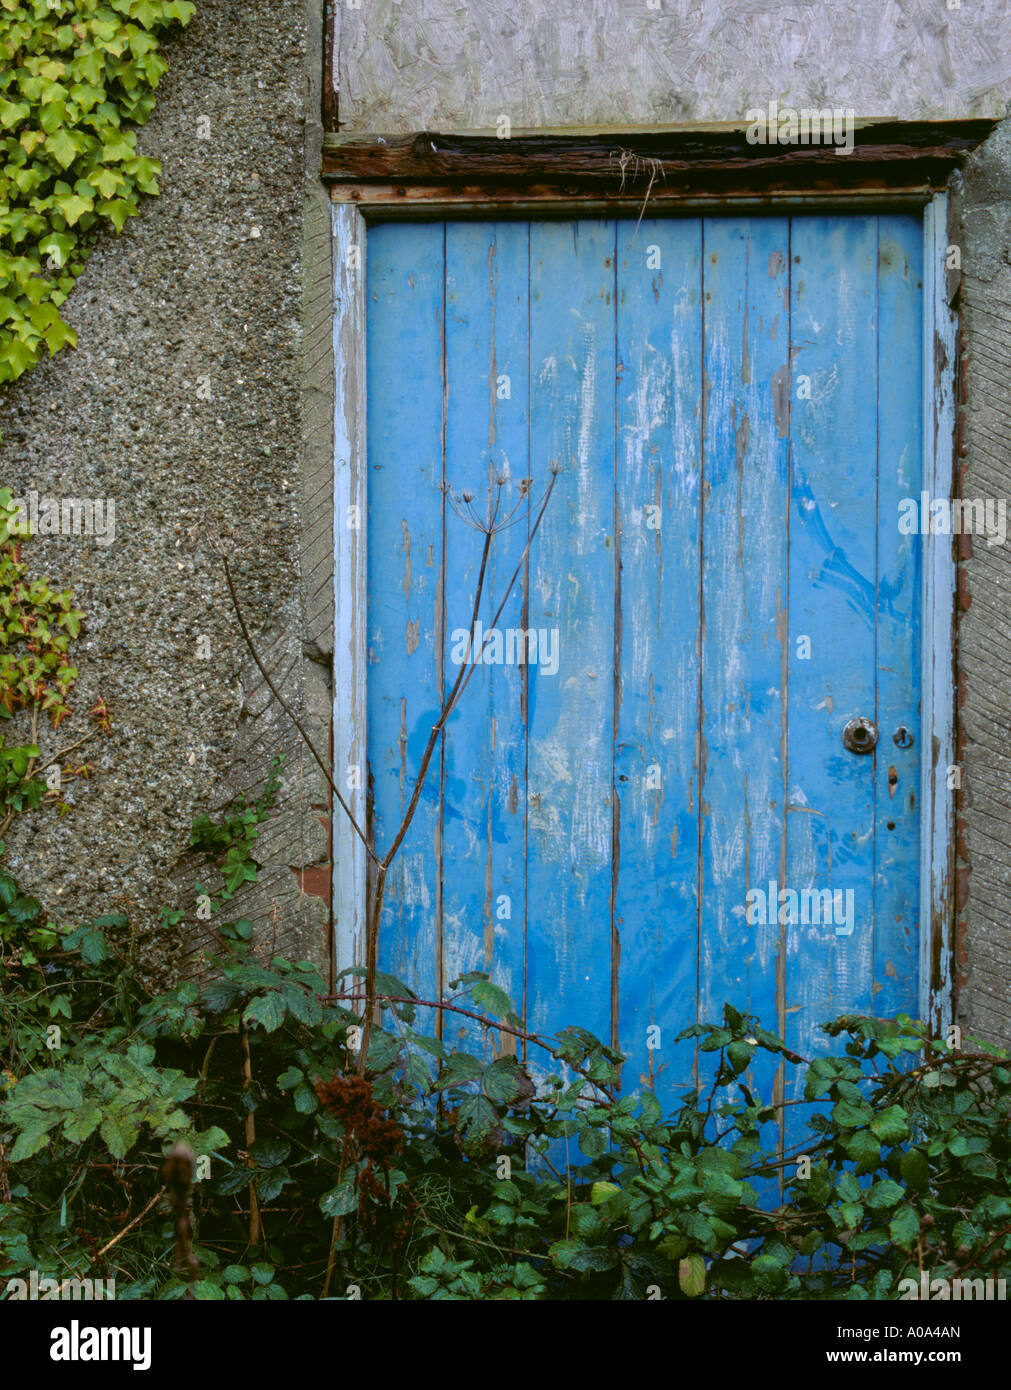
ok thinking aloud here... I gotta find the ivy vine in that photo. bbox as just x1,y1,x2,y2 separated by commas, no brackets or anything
0,0,195,413
0,485,108,853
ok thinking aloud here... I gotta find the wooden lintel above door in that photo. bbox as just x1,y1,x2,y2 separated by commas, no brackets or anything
322,120,996,209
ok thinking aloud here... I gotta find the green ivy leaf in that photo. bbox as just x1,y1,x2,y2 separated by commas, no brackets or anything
99,135,135,161
55,193,91,225
37,232,75,267
44,127,82,169
89,166,121,198
99,197,137,233
43,316,75,354
0,100,30,130
0,337,37,376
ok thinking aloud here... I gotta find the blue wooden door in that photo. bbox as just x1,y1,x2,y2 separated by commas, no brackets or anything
364,214,923,1122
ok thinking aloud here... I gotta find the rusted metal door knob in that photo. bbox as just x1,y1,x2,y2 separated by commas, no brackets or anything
842,717,878,754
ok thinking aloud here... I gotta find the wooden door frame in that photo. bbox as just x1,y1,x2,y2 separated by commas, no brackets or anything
919,193,958,1036
330,171,963,1035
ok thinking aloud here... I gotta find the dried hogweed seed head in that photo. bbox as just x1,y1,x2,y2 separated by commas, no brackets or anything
163,1142,198,1292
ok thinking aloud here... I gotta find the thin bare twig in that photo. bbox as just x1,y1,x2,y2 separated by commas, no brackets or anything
357,467,558,1065
36,729,99,774
379,465,558,876
333,988,618,1099
54,1187,164,1297
220,467,557,1073
240,1019,262,1248
219,551,379,870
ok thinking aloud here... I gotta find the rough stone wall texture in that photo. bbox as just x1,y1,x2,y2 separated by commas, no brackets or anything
333,0,1011,134
0,0,335,980
958,119,1011,1047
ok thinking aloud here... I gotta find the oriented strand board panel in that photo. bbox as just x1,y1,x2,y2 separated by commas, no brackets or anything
333,0,1011,134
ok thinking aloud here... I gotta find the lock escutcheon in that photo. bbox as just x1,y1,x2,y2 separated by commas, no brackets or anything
842,716,878,754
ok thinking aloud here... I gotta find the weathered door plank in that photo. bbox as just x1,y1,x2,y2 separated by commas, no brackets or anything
366,221,446,1004
785,216,881,1139
873,214,924,1023
525,219,616,1047
698,217,792,1115
614,217,703,1113
442,221,532,1052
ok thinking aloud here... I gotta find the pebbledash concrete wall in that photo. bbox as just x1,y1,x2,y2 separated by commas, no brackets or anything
0,0,334,982
1,0,1010,1039
959,123,1011,1045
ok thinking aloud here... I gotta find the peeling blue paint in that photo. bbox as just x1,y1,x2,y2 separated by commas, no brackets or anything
364,214,924,1117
